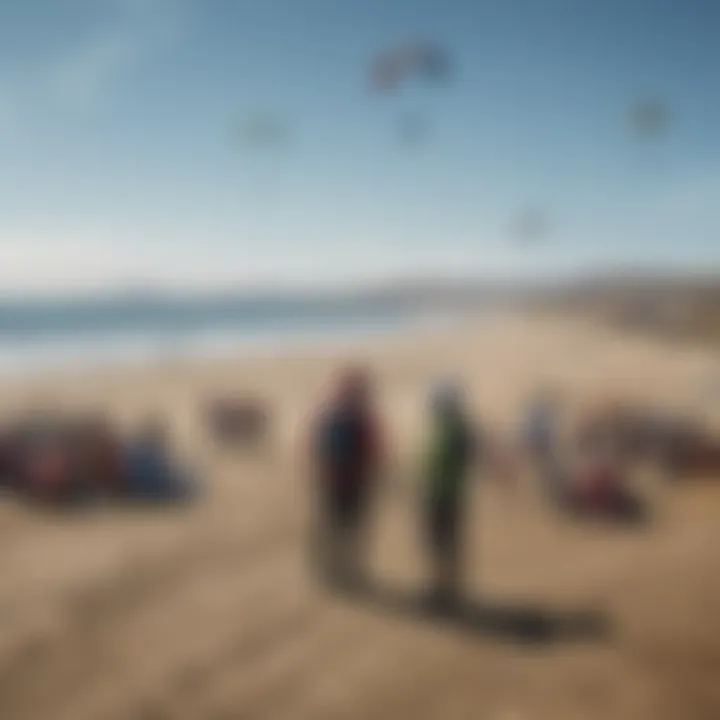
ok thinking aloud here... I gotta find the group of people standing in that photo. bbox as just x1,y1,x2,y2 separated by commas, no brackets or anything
308,370,653,610
309,368,480,609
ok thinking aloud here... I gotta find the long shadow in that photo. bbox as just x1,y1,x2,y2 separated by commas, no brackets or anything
326,578,610,646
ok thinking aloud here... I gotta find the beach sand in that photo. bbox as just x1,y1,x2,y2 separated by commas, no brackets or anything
1,313,720,720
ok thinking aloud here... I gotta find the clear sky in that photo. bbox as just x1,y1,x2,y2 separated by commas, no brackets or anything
0,0,717,292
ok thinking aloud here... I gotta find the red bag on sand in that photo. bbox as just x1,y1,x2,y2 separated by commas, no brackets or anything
26,446,73,501
571,457,619,513
587,467,617,511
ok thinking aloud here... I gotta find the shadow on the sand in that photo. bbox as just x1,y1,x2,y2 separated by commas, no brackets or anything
326,578,610,646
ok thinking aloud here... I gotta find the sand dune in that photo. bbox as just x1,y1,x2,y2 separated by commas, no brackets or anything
1,315,719,720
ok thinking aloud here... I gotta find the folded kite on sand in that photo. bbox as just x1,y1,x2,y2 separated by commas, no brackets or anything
204,397,270,448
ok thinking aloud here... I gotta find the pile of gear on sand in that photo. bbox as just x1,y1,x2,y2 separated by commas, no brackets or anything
521,392,720,524
0,413,197,507
574,401,720,479
204,396,270,449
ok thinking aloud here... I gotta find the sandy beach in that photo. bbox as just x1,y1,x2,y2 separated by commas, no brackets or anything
1,312,720,720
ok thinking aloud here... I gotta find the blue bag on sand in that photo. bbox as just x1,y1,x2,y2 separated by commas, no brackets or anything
124,444,196,502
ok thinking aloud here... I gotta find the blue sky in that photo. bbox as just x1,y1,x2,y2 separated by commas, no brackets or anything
0,0,717,291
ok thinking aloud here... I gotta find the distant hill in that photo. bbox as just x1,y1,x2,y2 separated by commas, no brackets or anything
527,271,720,344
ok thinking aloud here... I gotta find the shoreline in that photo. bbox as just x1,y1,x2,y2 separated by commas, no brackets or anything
0,308,483,387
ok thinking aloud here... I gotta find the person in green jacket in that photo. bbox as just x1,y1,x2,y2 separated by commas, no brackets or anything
422,381,479,609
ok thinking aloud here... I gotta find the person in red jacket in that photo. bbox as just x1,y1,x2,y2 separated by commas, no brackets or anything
310,366,383,588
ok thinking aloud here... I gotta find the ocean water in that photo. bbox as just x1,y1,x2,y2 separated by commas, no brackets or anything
0,294,426,375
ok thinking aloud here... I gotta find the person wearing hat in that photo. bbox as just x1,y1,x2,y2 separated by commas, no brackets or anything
422,380,479,609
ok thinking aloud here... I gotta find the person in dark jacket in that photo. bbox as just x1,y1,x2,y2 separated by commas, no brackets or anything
124,419,195,503
310,367,383,588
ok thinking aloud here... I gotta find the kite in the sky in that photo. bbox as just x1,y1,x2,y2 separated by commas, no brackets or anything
509,208,551,245
369,41,452,93
233,113,289,148
630,99,670,139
